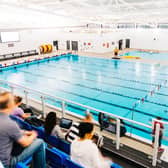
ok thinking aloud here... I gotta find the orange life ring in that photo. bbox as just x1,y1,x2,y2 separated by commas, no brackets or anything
47,44,52,52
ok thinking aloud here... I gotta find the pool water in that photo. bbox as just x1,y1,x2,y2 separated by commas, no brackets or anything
121,51,168,61
1,54,168,144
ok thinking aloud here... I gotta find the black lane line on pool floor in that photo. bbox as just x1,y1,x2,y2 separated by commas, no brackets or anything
52,60,165,85
19,69,168,108
47,63,163,87
70,56,168,78
3,57,166,88
10,58,162,87
34,63,168,95
48,66,168,97
128,68,168,77
72,59,165,79
3,58,168,119
18,69,168,123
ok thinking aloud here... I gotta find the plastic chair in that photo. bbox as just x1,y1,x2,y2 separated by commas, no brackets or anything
58,139,71,155
16,157,32,168
10,115,32,130
16,162,28,168
52,147,69,161
42,133,70,155
46,147,69,168
45,135,60,148
31,125,45,139
65,158,84,168
111,163,123,168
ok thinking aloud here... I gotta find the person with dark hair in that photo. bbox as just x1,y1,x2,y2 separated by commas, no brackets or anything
0,92,46,168
66,111,93,143
71,122,112,168
152,116,164,152
44,112,65,139
12,96,31,119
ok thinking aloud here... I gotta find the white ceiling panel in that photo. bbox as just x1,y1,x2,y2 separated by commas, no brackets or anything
0,0,168,29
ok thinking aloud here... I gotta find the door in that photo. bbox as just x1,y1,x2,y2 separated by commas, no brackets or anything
53,41,58,50
66,41,70,50
118,40,123,50
71,41,78,51
125,39,130,48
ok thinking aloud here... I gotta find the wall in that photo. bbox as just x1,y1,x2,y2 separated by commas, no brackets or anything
0,29,60,55
0,29,127,55
129,29,168,51
0,28,168,55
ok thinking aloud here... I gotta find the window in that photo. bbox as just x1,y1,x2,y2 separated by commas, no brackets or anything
0,32,19,43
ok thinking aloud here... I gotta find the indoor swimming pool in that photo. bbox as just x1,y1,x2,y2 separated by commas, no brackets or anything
0,54,168,144
122,51,168,61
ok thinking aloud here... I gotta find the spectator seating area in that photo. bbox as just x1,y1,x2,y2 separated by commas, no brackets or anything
0,50,38,61
10,115,122,168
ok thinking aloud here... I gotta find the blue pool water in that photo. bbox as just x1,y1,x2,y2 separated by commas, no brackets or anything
121,51,168,61
0,54,168,144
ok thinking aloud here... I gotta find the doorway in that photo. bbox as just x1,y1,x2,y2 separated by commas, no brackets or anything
53,41,58,50
71,41,78,51
66,41,70,50
118,40,123,50
125,39,130,48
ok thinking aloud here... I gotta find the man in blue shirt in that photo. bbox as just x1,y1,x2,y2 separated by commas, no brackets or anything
0,92,46,168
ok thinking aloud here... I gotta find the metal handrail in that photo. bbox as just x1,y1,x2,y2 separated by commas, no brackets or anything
0,79,151,129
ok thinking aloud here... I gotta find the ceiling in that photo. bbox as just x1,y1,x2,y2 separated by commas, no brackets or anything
0,0,168,29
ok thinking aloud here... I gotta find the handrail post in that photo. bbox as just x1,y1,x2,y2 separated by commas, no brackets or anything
41,96,46,118
62,101,65,118
10,86,14,94
152,123,160,167
116,119,121,150
24,90,28,107
86,109,90,114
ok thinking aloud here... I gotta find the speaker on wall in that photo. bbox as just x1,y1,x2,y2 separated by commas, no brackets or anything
53,41,58,46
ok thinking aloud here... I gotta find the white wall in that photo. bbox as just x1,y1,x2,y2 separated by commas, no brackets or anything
0,29,127,55
0,29,60,55
129,29,168,51
0,28,168,55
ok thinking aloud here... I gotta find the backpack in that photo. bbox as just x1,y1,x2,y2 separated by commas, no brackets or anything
25,116,44,127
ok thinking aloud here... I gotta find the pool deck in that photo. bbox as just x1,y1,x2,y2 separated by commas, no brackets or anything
1,49,168,66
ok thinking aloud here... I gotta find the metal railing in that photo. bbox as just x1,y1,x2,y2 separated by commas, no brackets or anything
0,50,38,61
0,79,164,167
